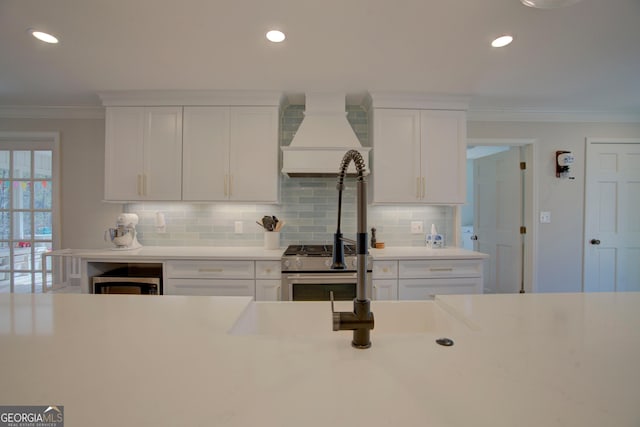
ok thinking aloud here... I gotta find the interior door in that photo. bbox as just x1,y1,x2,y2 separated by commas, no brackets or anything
474,147,523,293
584,140,640,292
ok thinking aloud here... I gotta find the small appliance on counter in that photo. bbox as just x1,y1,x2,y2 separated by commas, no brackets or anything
104,213,142,250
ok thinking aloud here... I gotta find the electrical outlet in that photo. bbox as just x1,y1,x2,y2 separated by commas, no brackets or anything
234,221,243,234
411,221,424,234
540,211,551,224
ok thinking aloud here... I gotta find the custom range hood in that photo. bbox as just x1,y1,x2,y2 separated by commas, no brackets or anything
281,93,371,177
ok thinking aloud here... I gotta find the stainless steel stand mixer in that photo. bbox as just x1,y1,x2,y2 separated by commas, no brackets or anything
104,213,142,250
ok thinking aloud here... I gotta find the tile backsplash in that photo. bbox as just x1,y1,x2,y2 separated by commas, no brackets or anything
126,104,455,248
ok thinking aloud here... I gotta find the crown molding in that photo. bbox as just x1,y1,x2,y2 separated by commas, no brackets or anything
367,92,470,111
98,90,285,107
0,105,104,120
467,109,640,123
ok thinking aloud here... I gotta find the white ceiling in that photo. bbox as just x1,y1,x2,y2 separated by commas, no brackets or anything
1,0,639,113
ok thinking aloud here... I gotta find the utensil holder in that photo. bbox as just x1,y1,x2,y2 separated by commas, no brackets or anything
264,232,280,250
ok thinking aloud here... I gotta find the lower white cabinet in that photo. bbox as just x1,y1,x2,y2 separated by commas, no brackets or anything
164,259,281,299
372,258,484,301
255,261,281,301
165,260,255,297
398,278,482,300
372,260,398,300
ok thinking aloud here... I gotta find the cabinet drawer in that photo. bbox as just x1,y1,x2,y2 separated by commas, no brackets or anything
399,260,482,279
166,260,254,279
255,261,281,279
372,261,398,279
165,279,254,296
399,278,482,300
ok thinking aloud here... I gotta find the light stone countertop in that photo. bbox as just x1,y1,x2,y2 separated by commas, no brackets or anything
52,246,487,261
1,292,638,427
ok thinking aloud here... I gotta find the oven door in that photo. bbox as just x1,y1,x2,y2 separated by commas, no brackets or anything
282,272,371,301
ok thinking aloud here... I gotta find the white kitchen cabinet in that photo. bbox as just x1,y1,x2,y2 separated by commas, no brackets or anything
165,260,255,297
372,280,398,300
371,260,398,300
372,108,466,204
105,106,183,201
255,261,281,301
397,259,483,300
182,106,279,202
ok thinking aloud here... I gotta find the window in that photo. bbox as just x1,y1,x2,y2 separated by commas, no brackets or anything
0,132,59,293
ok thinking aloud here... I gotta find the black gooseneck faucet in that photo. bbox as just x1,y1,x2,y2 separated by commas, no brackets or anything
331,150,374,349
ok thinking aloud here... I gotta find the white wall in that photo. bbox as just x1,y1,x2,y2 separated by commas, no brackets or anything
0,117,123,249
468,120,640,292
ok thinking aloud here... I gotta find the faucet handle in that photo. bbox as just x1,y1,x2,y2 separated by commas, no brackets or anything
329,291,340,331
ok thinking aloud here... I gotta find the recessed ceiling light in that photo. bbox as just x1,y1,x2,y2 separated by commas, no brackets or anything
266,30,286,43
520,0,582,8
491,35,514,48
29,29,59,44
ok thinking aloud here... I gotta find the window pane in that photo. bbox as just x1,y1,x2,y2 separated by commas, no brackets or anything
33,242,50,270
13,211,32,240
0,212,8,240
34,181,52,209
34,151,52,179
13,151,31,179
13,245,31,271
0,242,8,292
35,212,52,240
13,272,33,294
0,180,9,209
14,181,31,209
0,151,9,178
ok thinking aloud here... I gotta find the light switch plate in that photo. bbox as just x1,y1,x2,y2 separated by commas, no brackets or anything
540,211,551,224
234,221,243,234
411,221,424,234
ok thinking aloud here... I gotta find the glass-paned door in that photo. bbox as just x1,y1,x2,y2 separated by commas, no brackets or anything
0,147,55,293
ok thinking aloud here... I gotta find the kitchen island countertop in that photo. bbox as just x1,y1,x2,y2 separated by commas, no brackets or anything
1,292,638,427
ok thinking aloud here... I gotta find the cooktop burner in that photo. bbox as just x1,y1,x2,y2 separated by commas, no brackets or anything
283,244,356,257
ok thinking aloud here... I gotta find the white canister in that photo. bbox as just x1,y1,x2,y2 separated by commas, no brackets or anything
264,232,280,250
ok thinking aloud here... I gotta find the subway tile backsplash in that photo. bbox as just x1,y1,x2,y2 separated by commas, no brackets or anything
126,104,455,248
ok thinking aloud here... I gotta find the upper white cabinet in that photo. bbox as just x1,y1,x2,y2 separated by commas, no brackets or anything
369,94,467,204
182,106,279,202
105,106,183,201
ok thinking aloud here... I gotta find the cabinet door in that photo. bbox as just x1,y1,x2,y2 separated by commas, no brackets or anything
372,279,398,300
420,110,466,204
229,107,279,202
165,279,254,296
399,278,482,300
255,279,282,301
104,107,145,200
182,107,230,201
143,107,183,200
372,109,421,203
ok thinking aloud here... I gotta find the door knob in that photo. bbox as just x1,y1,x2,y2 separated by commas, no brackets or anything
470,235,478,241
590,239,601,245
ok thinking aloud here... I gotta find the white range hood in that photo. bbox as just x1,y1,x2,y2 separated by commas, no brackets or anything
281,93,371,177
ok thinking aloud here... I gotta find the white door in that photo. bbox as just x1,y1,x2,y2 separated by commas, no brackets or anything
584,140,640,292
474,147,523,293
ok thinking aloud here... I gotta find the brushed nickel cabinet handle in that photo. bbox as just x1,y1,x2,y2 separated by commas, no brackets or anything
416,177,421,199
429,267,454,272
137,174,143,196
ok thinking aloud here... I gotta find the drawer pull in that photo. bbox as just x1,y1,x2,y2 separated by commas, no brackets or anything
429,267,453,272
198,268,224,273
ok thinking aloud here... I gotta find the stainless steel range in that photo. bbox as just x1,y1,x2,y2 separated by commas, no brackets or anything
281,244,372,301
